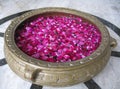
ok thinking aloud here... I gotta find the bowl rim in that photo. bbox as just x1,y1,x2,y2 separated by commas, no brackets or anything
4,7,110,69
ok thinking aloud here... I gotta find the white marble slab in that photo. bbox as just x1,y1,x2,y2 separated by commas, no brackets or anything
0,65,31,89
93,57,120,89
43,83,87,89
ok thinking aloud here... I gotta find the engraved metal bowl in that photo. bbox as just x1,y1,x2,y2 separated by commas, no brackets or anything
4,8,117,86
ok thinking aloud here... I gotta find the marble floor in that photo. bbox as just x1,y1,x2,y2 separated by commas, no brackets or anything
0,0,120,89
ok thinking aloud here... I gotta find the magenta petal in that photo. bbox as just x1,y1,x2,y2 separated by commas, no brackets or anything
15,14,101,63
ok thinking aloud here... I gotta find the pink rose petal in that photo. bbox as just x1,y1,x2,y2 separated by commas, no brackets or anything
15,14,101,63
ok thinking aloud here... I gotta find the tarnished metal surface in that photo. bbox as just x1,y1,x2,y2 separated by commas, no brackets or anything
4,8,117,86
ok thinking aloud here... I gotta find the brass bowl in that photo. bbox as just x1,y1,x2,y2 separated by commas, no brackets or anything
4,7,117,86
